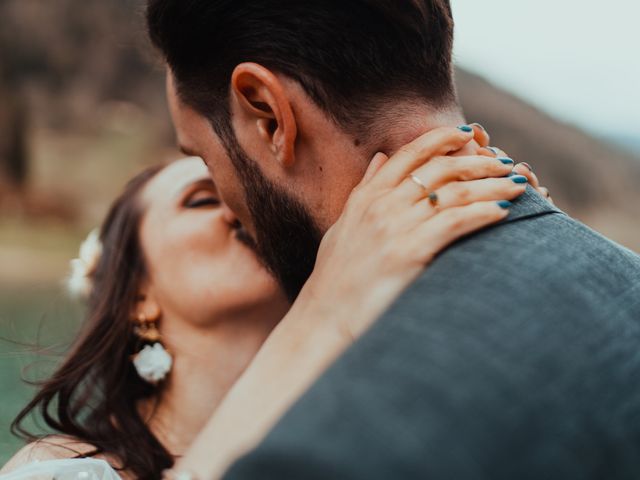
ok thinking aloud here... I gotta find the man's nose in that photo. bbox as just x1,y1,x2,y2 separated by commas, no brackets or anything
221,204,240,227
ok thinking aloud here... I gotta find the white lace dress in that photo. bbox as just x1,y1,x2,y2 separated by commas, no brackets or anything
0,458,122,480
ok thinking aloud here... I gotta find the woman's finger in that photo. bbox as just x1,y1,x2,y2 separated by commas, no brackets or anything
481,145,510,160
537,186,555,205
512,162,539,188
412,176,528,215
360,152,390,186
409,200,510,265
401,176,527,223
368,126,475,190
396,154,514,204
470,123,490,148
512,162,553,204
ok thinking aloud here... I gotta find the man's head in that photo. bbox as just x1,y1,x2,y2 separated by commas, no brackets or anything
149,0,461,299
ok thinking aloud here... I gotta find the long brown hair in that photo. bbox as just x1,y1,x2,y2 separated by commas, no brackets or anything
12,163,173,479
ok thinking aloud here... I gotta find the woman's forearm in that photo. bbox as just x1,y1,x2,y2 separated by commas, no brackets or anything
172,290,353,479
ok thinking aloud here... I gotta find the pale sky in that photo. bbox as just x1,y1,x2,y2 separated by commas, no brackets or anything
451,0,640,140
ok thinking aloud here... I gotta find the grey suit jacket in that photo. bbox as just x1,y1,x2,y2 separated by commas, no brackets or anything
224,187,640,479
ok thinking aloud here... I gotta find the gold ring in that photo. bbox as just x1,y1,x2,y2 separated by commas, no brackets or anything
409,174,439,207
408,174,427,191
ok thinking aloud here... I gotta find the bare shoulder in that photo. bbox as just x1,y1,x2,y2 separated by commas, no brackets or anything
1,435,98,474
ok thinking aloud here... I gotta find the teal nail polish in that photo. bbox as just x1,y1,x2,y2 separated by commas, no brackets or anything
457,125,473,133
511,175,528,184
497,200,512,209
498,157,514,165
486,147,499,155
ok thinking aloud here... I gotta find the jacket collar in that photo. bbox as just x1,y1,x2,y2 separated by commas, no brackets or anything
503,186,563,223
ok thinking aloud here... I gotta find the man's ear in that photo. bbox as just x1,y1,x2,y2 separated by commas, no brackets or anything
230,62,297,167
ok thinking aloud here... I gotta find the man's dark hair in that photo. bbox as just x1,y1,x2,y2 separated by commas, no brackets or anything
147,0,456,142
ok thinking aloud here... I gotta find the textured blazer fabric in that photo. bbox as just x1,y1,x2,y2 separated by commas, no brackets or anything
225,187,640,480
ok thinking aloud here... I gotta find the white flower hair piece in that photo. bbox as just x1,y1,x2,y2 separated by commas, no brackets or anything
67,228,103,299
133,343,173,383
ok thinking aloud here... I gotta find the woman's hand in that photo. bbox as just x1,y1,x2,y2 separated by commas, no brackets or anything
473,122,553,203
300,125,526,340
480,143,554,205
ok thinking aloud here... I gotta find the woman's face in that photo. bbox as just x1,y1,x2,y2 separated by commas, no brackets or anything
138,157,288,327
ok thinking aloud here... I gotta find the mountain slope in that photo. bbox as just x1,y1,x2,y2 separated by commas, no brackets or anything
457,68,640,250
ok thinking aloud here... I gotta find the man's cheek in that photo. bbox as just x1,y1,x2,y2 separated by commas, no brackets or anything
212,169,252,229
232,189,254,228
206,163,235,205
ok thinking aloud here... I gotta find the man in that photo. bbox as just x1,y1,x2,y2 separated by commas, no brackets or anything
147,1,640,478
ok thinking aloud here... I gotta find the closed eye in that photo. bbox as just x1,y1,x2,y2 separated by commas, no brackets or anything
184,188,220,209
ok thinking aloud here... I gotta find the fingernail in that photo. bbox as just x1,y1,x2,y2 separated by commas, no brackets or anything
470,122,486,132
520,162,533,172
486,146,499,155
497,200,512,209
511,175,528,184
498,157,514,165
457,125,473,133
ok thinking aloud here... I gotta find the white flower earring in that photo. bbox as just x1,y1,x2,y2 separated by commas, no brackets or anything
67,229,102,299
132,313,173,384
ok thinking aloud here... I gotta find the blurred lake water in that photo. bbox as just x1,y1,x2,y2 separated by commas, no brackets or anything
0,286,83,464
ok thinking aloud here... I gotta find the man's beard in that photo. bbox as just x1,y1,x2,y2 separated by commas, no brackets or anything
222,131,323,302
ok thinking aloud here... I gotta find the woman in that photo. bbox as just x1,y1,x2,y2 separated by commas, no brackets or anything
1,126,550,479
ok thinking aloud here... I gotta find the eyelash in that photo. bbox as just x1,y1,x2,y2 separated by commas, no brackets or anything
185,195,220,209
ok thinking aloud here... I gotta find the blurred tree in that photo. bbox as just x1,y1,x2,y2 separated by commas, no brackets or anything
0,1,29,192
0,85,29,190
0,0,169,194
0,0,167,127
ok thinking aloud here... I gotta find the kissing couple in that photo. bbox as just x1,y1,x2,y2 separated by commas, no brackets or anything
3,1,640,479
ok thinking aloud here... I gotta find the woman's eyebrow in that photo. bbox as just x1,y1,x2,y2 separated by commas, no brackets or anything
176,177,216,198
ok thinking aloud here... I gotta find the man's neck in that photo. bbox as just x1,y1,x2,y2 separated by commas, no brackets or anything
299,101,471,232
368,105,468,158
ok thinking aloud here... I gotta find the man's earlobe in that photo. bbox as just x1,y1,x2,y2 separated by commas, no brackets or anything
231,62,297,167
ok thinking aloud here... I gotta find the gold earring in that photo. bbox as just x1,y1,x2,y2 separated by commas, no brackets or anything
134,313,162,343
132,312,172,384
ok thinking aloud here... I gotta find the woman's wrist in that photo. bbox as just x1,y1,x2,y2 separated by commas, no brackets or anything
297,269,411,341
